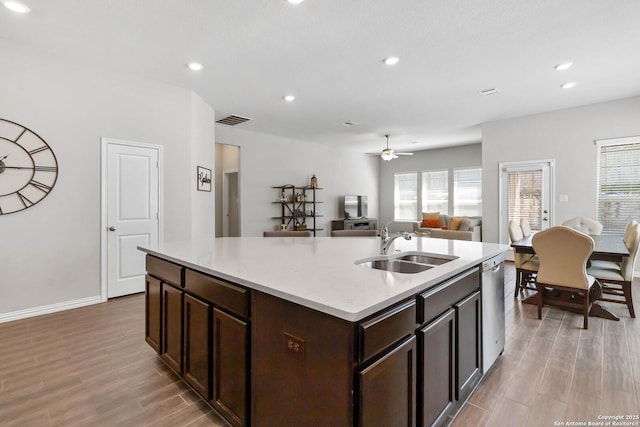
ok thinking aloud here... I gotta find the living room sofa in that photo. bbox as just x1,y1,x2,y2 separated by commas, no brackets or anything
412,214,482,241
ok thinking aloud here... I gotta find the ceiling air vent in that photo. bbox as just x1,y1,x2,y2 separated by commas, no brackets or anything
216,115,252,126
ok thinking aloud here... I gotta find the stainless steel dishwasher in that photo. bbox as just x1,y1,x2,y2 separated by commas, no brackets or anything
481,252,505,374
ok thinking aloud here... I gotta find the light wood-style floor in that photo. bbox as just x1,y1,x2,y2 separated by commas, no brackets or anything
1,263,638,426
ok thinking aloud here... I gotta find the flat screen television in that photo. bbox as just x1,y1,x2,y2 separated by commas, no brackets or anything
344,195,368,219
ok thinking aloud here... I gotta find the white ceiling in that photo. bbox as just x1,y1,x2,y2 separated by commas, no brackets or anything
2,0,640,154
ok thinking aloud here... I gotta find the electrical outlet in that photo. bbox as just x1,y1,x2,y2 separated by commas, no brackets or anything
284,333,304,359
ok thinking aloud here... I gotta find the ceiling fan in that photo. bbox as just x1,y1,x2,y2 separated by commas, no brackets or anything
380,134,413,161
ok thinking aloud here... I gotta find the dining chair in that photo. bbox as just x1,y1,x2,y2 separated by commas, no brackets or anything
587,221,640,318
561,216,603,235
508,219,539,297
263,230,312,237
532,226,596,329
520,218,533,237
330,229,377,237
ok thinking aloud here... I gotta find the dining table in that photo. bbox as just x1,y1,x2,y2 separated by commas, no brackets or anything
510,233,630,321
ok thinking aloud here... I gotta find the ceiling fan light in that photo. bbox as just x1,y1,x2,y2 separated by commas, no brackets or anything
381,150,394,161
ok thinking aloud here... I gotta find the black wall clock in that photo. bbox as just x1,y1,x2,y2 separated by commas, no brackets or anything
0,118,58,215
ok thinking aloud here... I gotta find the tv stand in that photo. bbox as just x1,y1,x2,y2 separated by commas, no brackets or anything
332,218,377,231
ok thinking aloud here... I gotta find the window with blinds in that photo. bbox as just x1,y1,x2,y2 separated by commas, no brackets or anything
454,168,482,216
422,170,448,214
394,172,417,220
508,170,542,230
597,141,640,234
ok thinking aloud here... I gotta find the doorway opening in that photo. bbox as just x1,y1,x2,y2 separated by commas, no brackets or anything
215,143,240,237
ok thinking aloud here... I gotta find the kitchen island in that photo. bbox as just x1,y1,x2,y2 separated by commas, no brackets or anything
139,236,509,427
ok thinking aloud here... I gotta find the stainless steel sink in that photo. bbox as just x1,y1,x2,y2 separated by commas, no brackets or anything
358,259,433,274
397,254,458,265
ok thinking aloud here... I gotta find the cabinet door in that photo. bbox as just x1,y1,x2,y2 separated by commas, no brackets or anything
183,294,211,398
212,308,248,427
455,291,482,401
161,283,183,374
358,336,416,427
145,275,161,352
419,308,455,427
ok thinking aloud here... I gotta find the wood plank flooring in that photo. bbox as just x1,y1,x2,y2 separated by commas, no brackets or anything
0,263,638,426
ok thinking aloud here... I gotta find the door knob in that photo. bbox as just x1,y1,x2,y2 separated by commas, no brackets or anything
108,226,117,231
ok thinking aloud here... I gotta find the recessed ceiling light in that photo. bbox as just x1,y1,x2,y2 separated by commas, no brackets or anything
383,56,400,66
561,82,577,89
287,0,304,4
187,62,204,71
187,62,203,71
3,1,30,13
283,95,296,102
342,121,358,127
554,62,574,71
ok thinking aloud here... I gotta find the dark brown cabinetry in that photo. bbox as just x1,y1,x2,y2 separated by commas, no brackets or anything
455,291,481,402
161,282,183,374
359,336,417,427
419,308,455,427
183,293,211,397
145,252,490,427
212,308,248,426
358,300,417,427
145,255,250,427
417,268,481,427
145,275,161,352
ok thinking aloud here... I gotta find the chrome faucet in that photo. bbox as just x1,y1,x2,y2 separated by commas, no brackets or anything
380,221,413,254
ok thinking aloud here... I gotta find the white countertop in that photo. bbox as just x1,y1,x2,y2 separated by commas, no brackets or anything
139,237,509,322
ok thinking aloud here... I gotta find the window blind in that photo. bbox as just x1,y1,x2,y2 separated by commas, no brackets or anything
598,141,640,234
508,170,542,230
422,170,448,214
394,172,417,220
454,168,482,216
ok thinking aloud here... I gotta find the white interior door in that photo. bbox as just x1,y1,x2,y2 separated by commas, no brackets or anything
499,160,554,248
105,141,160,298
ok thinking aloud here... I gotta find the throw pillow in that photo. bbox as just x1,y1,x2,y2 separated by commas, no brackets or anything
458,218,471,231
422,211,440,220
421,218,442,228
448,216,466,230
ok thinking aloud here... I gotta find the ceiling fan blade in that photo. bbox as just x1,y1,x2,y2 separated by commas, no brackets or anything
396,152,414,156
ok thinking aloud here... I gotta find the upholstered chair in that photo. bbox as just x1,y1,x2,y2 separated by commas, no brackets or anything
520,218,533,237
263,230,312,237
508,219,539,297
587,221,640,318
533,226,596,329
561,216,603,235
331,230,377,237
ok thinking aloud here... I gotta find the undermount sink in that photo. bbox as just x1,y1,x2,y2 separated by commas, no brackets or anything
358,259,433,274
356,252,458,274
397,254,457,265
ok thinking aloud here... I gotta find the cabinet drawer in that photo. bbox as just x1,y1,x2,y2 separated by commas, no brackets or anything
417,267,479,325
185,269,249,318
360,300,416,363
146,255,183,287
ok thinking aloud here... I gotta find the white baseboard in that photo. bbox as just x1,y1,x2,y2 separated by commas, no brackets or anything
0,295,103,323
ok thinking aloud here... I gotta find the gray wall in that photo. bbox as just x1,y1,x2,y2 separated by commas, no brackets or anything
378,144,483,226
215,125,379,236
482,95,640,244
0,41,215,318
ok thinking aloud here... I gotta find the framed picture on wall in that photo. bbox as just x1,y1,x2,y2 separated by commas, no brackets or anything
197,166,212,192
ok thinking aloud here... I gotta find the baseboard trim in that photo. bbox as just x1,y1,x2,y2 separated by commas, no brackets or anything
0,296,103,323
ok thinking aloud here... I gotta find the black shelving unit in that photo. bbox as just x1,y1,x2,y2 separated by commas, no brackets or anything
272,185,323,236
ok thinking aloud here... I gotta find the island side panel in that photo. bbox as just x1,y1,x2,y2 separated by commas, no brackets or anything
252,291,357,427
